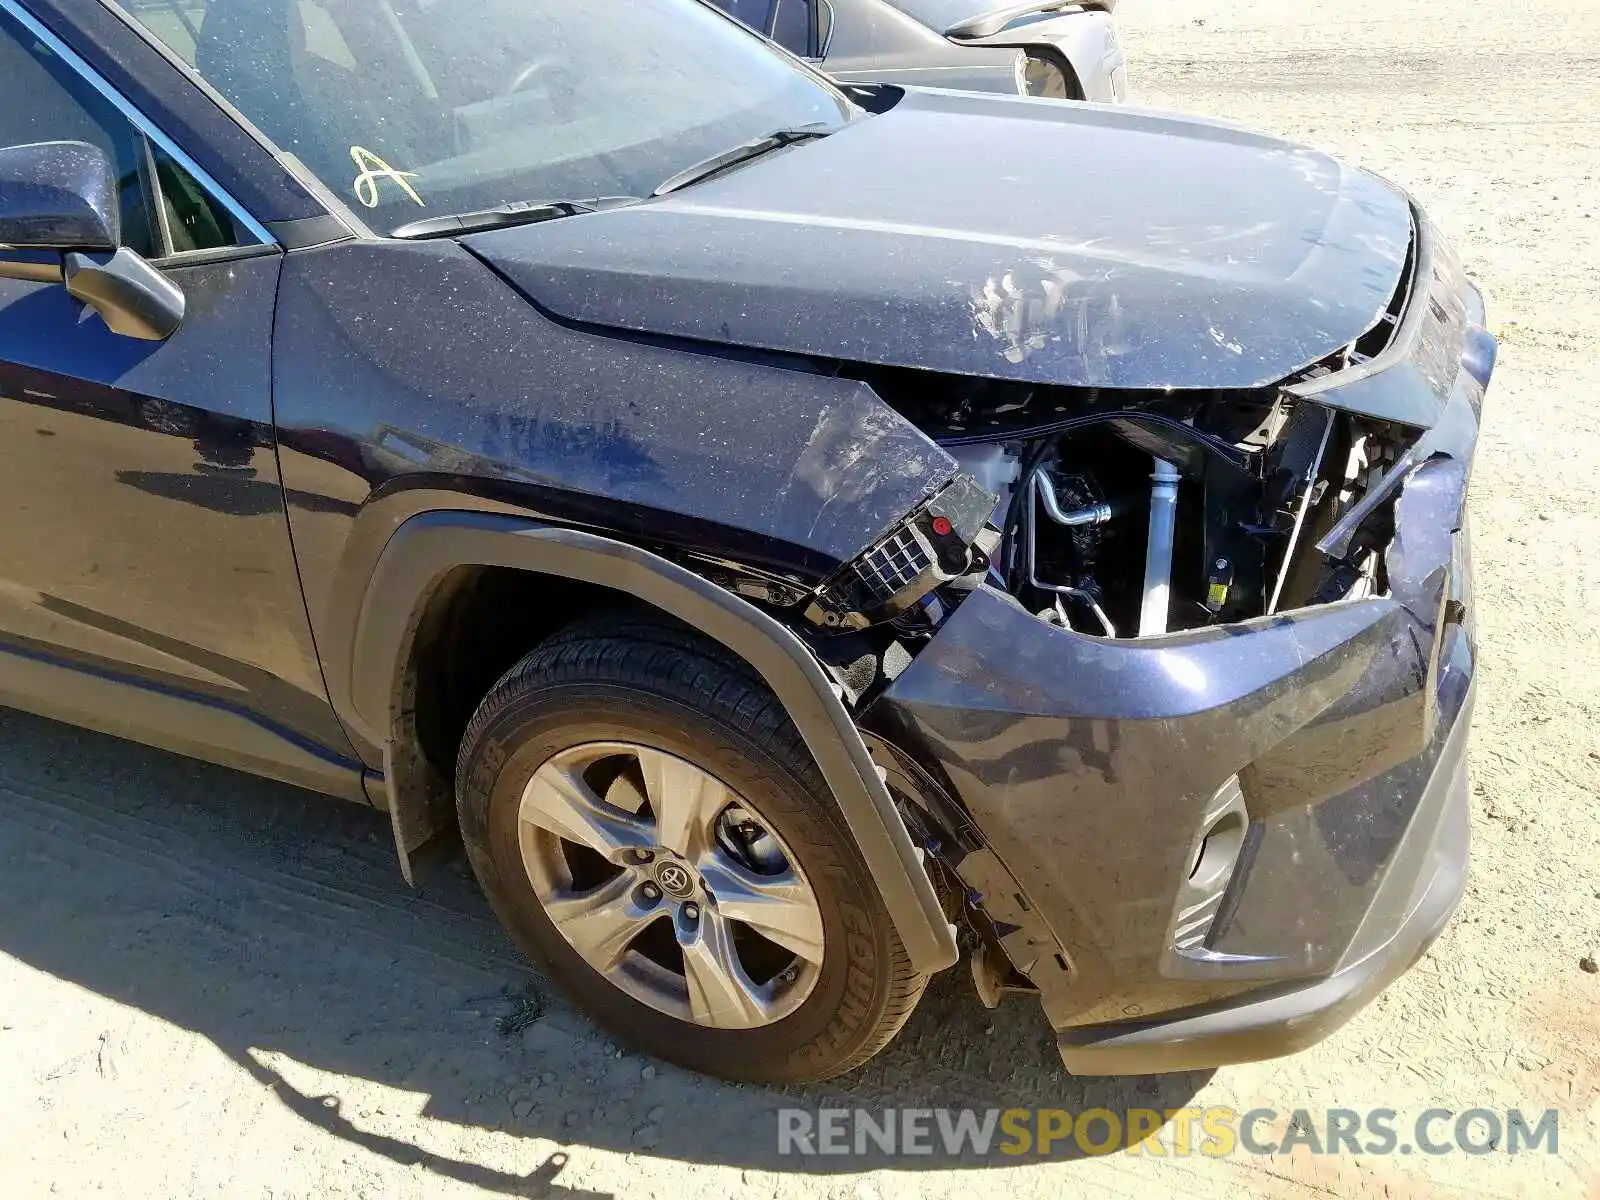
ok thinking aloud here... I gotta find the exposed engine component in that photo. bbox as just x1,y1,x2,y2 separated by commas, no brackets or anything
948,442,1022,517
922,380,1403,638
1026,467,1118,636
801,367,1413,640
1139,459,1182,636
1265,405,1336,614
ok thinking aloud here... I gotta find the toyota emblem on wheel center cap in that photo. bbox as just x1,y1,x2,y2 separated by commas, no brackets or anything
654,862,694,898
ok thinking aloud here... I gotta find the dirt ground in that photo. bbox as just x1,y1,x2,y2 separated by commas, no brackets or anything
3,1,1598,1196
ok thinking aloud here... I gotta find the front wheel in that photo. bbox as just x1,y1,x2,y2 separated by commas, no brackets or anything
454,620,926,1083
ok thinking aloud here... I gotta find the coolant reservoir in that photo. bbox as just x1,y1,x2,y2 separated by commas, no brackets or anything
948,444,1020,519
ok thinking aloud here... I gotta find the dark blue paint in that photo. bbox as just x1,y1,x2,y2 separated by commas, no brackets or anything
0,636,364,768
270,237,957,672
0,251,357,765
471,88,1413,393
0,138,117,249
0,0,1490,1075
868,347,1481,1039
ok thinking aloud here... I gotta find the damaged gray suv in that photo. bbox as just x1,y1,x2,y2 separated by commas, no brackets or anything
0,0,1488,1082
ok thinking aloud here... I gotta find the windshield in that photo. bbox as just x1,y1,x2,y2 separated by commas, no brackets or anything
122,0,854,233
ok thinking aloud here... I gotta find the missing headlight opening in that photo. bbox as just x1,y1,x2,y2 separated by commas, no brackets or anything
844,361,1416,640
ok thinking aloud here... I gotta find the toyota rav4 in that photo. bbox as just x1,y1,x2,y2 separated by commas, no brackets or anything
0,0,1489,1082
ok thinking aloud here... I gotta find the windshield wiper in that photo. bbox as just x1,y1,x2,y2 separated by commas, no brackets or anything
390,195,639,240
651,125,835,197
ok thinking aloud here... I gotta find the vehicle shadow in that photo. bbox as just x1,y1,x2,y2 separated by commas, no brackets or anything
0,706,1210,1189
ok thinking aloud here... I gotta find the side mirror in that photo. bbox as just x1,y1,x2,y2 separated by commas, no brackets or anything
0,139,184,341
0,139,119,251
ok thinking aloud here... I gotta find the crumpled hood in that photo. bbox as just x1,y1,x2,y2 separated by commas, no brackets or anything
466,89,1413,391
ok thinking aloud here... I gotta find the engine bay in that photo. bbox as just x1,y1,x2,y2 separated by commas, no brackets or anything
857,367,1414,639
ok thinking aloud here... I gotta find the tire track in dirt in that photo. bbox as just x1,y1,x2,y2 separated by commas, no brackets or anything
0,766,531,980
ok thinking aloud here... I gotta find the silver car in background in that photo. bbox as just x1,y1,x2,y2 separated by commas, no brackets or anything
710,0,1128,103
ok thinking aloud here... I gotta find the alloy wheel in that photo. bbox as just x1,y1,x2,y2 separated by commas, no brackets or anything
516,741,825,1029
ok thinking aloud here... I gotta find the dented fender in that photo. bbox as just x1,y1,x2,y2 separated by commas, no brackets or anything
272,237,959,694
336,510,961,973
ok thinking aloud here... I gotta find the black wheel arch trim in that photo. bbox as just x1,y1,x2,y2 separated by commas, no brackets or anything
340,507,959,975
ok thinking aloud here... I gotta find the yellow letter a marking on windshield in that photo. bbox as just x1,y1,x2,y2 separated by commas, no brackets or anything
350,146,425,208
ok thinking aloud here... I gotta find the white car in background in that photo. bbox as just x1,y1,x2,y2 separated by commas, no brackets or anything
710,0,1128,103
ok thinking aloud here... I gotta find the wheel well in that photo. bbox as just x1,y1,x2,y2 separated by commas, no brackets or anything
363,516,957,971
1043,45,1086,100
404,566,643,781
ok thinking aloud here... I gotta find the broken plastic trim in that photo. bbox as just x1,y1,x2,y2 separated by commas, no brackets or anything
1285,209,1468,429
1314,444,1424,561
806,474,997,629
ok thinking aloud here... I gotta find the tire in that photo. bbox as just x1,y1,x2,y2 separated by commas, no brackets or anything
455,616,926,1083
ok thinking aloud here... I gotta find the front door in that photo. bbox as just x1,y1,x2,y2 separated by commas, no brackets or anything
0,3,362,796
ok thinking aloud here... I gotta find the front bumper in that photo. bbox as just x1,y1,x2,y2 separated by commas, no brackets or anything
864,251,1488,1076
1055,673,1471,1073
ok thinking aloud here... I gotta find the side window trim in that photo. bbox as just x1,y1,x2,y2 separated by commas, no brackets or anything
153,240,281,268
0,0,275,249
137,134,177,255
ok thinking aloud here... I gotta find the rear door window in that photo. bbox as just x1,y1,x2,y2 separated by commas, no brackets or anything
710,0,817,56
771,0,818,56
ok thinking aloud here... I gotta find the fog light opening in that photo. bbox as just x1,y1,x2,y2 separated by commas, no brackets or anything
1189,810,1246,887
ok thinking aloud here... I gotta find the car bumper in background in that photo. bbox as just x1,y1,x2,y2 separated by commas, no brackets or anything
1041,8,1127,102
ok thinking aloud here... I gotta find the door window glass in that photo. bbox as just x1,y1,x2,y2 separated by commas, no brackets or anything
771,0,816,56
0,11,156,257
711,1,775,32
152,144,244,252
709,0,814,58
